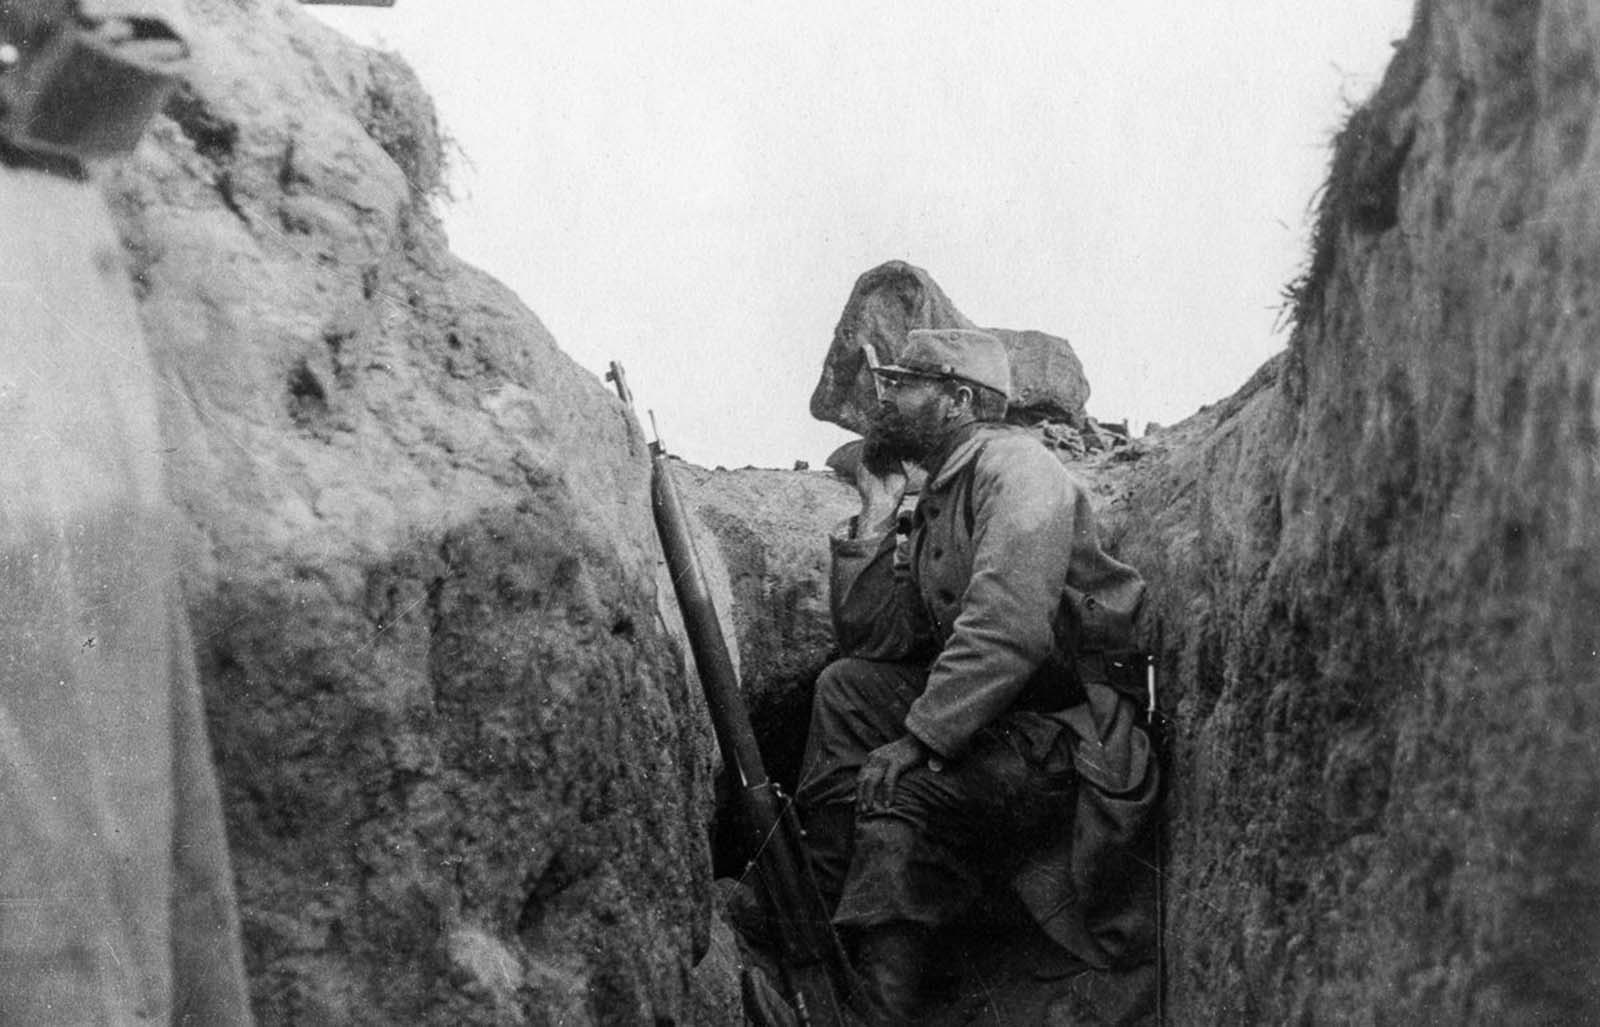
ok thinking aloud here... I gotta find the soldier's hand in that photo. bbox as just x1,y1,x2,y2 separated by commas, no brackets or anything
852,456,907,538
856,734,928,813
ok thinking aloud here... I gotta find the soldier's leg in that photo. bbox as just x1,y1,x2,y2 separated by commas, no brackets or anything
794,657,927,910
830,767,990,934
833,722,1075,1018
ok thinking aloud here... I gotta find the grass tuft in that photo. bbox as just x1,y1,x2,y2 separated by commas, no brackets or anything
1282,2,1432,332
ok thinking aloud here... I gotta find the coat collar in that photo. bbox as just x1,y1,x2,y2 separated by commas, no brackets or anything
923,421,991,491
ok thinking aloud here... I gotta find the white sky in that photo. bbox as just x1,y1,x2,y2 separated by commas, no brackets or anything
308,1,1415,468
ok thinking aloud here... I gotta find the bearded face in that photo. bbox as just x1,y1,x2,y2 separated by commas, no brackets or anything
862,383,951,469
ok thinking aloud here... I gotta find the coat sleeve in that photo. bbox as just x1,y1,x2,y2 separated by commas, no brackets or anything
904,440,1082,757
829,518,937,663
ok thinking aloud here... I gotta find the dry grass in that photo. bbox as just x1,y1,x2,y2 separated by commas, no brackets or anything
360,48,450,202
1282,1,1432,331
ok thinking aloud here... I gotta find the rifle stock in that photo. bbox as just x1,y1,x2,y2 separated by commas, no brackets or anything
608,362,854,1026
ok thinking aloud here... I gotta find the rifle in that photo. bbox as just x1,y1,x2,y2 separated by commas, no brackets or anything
606,362,855,1027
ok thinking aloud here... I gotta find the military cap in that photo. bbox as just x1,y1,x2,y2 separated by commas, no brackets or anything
874,328,1012,399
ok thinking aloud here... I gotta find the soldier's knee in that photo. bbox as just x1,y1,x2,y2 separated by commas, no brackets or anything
811,658,868,713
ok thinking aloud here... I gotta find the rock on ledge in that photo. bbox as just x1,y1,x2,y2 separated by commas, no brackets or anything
809,260,1092,432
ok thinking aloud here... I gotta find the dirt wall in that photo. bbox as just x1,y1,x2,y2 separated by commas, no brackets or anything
1107,2,1600,1020
96,2,728,1023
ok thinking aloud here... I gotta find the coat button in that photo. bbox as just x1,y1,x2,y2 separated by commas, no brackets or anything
938,589,956,603
932,546,944,559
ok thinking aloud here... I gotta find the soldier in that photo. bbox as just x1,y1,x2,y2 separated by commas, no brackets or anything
797,328,1159,1021
0,2,252,1022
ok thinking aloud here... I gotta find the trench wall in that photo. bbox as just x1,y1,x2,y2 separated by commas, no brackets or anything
1105,2,1600,1020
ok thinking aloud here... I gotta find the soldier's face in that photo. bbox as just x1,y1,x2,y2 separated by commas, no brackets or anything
864,376,954,463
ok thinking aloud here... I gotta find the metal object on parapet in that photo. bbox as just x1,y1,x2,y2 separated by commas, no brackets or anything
0,0,189,162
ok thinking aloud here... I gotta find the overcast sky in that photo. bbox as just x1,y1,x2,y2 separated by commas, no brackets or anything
309,2,1416,468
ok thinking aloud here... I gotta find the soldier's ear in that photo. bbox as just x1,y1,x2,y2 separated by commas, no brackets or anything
947,382,975,418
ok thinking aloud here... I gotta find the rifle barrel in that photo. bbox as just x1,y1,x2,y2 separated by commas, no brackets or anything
649,452,768,788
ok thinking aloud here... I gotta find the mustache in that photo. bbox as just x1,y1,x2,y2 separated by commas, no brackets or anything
867,403,909,431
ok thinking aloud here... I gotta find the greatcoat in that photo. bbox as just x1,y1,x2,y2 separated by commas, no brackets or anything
804,421,1158,967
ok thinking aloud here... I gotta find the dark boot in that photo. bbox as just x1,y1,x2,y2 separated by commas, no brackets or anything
741,965,802,1027
798,801,857,914
854,922,930,1024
